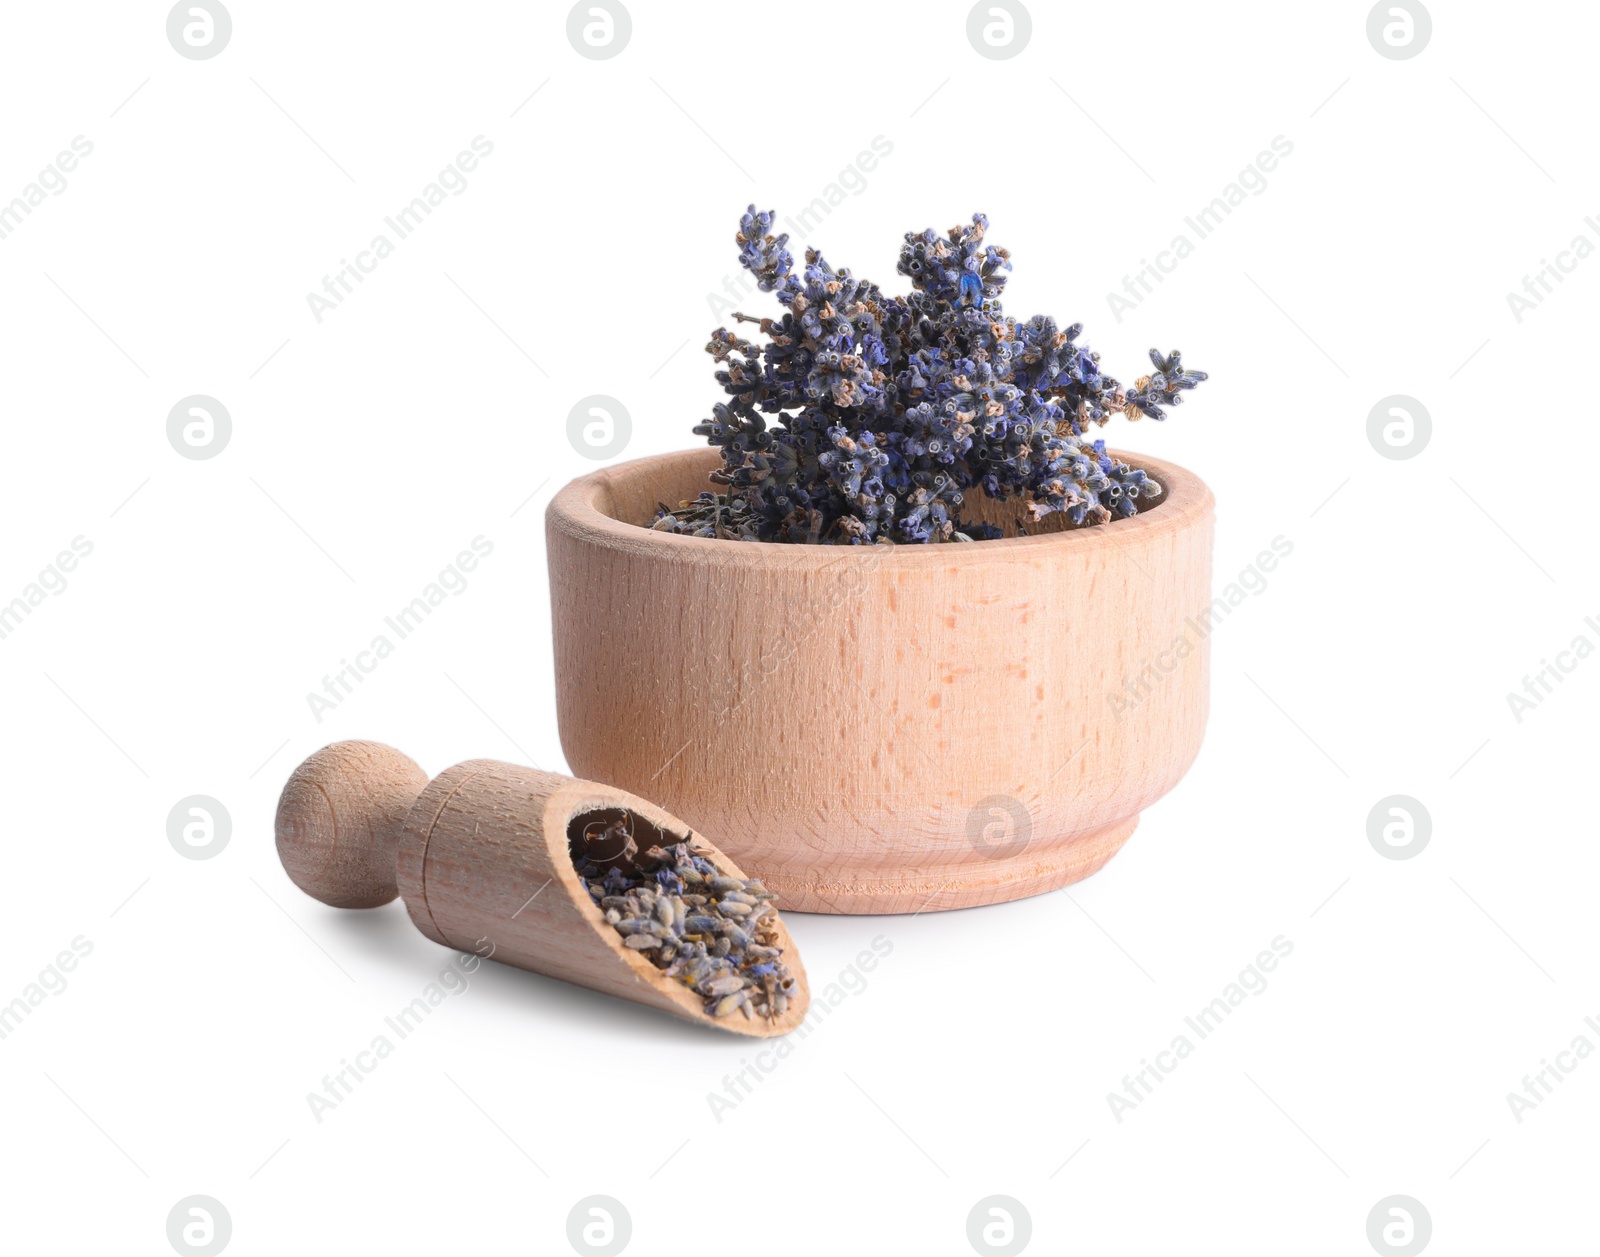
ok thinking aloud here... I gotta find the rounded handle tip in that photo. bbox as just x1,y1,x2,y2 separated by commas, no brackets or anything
274,740,428,908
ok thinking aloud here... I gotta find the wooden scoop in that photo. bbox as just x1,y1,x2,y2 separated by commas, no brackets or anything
273,740,809,1037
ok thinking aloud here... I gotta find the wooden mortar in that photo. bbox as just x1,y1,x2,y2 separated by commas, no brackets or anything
547,447,1214,915
274,740,810,1037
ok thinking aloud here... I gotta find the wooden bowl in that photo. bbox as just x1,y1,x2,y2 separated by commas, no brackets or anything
546,447,1214,914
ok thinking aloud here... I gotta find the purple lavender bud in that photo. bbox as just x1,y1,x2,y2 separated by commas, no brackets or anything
665,210,1207,542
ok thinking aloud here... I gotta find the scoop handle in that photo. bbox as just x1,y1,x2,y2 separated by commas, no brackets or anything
273,740,429,908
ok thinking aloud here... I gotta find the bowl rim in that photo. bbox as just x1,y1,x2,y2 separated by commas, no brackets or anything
547,446,1214,567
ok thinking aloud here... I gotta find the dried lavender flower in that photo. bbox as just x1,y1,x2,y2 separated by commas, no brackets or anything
572,818,796,1022
653,208,1208,544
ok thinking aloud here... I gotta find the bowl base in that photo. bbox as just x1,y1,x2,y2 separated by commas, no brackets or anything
756,815,1138,915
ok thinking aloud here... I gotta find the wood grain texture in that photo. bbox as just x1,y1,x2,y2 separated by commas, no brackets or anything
276,742,810,1038
547,447,1215,914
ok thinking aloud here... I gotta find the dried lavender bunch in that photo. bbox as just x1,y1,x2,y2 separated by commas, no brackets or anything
573,820,795,1021
653,208,1207,544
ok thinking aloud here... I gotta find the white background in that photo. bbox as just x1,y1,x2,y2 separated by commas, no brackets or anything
0,1,1594,1254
